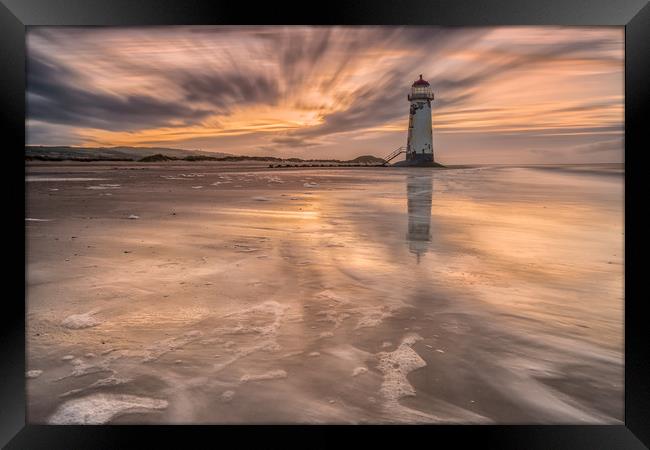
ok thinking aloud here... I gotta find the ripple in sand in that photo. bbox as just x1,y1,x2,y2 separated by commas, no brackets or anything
48,393,168,424
261,176,284,184
354,306,395,330
352,367,368,377
87,184,121,190
59,375,131,398
221,390,236,403
62,311,103,329
240,369,288,383
26,177,107,182
142,330,203,362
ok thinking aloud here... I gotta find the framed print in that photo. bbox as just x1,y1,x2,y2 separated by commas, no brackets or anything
1,0,649,448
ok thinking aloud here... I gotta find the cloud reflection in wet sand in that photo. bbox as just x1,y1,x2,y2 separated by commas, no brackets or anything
26,164,623,423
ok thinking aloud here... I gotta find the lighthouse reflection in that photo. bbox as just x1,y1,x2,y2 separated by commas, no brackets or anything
406,174,433,263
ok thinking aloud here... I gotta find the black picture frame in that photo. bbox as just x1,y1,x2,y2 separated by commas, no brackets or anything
2,0,648,448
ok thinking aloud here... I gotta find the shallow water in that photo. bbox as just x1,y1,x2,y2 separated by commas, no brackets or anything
26,163,624,424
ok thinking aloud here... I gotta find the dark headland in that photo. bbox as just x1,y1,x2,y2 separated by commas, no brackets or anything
25,146,444,167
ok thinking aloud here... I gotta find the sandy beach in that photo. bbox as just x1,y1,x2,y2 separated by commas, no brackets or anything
25,162,624,424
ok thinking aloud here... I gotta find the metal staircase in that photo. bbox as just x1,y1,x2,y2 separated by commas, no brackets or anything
381,146,407,165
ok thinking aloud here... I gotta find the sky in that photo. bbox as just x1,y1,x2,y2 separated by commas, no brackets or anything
26,26,624,164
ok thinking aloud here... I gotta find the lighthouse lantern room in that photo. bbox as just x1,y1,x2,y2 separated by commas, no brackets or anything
406,75,435,164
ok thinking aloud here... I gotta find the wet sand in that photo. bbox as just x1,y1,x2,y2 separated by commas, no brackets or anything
25,162,624,424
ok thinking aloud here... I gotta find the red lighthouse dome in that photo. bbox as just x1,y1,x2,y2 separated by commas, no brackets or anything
412,74,430,87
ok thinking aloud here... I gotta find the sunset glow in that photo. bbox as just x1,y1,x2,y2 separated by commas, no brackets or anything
26,26,624,163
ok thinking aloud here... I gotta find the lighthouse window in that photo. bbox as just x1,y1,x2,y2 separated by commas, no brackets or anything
412,86,432,98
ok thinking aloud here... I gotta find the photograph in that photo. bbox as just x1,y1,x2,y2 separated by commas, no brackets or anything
24,25,624,425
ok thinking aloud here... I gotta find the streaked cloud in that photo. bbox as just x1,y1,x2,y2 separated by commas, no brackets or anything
26,26,623,163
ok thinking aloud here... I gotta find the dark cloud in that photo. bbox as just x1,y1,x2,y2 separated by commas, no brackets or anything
549,102,622,114
292,71,408,138
526,126,624,137
179,71,280,111
27,52,213,131
573,137,624,154
437,125,623,137
270,136,321,147
26,120,83,146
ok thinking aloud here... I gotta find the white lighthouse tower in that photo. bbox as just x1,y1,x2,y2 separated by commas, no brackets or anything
406,74,435,164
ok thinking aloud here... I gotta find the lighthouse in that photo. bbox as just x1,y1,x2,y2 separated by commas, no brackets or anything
406,75,435,164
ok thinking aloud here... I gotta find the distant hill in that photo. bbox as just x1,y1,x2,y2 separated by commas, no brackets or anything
348,155,386,164
138,154,178,162
26,145,387,165
137,154,386,164
25,146,231,161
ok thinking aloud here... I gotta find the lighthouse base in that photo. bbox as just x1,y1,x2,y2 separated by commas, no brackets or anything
393,160,444,167
393,152,443,167
406,152,434,164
